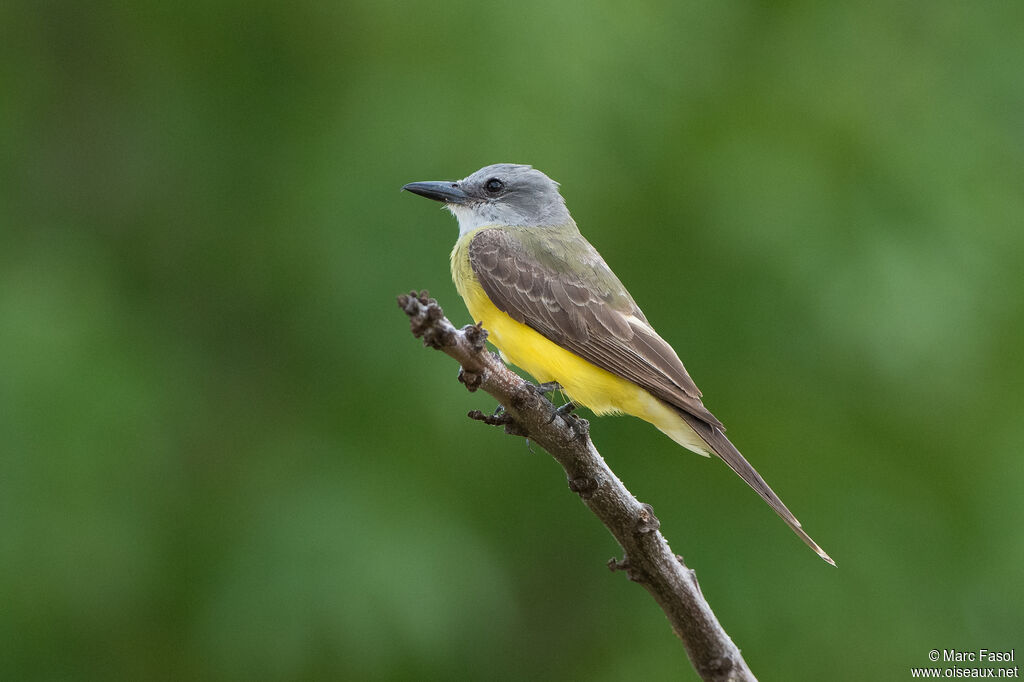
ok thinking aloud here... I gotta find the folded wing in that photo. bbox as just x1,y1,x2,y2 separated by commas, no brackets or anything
468,226,721,429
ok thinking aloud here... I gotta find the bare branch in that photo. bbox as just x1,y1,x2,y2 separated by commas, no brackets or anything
397,290,757,682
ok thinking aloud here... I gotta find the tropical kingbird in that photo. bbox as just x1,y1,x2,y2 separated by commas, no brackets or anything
403,163,834,565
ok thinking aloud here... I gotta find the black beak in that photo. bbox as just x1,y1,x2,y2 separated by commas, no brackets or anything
401,181,470,205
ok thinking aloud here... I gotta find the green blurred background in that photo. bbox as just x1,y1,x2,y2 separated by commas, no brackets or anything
3,1,1022,680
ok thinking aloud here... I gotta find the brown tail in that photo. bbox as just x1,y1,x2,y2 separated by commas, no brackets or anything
679,413,836,566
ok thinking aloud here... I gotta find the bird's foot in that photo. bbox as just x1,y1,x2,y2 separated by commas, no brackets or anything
534,381,563,396
555,400,577,416
547,399,578,424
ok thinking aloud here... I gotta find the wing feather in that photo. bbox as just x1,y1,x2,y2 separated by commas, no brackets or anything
468,227,721,429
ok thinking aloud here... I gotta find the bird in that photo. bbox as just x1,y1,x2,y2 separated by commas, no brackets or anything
402,163,834,565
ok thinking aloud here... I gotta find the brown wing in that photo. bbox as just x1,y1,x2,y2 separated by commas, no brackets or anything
468,226,722,430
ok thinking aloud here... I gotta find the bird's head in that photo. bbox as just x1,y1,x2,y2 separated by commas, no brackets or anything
403,163,571,234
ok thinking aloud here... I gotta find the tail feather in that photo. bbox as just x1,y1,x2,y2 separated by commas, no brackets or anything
679,413,836,566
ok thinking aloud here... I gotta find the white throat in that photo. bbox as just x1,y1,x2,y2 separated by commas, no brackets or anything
447,204,506,236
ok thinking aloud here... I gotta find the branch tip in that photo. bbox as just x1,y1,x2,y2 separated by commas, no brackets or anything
467,407,512,426
467,406,529,438
397,290,457,349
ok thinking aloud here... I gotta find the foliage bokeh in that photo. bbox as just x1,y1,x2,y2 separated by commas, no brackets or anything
2,2,1021,679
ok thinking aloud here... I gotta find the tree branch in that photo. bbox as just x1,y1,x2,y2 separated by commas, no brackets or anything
397,290,757,682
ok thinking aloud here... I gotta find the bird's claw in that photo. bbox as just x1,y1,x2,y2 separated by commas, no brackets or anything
547,399,578,424
534,381,563,396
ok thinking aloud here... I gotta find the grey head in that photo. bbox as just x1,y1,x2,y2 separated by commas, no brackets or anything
403,163,572,235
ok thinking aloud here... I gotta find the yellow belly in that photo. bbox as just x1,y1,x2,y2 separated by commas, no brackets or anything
451,228,711,456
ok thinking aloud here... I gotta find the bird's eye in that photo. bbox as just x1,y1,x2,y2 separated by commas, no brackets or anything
484,178,504,194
